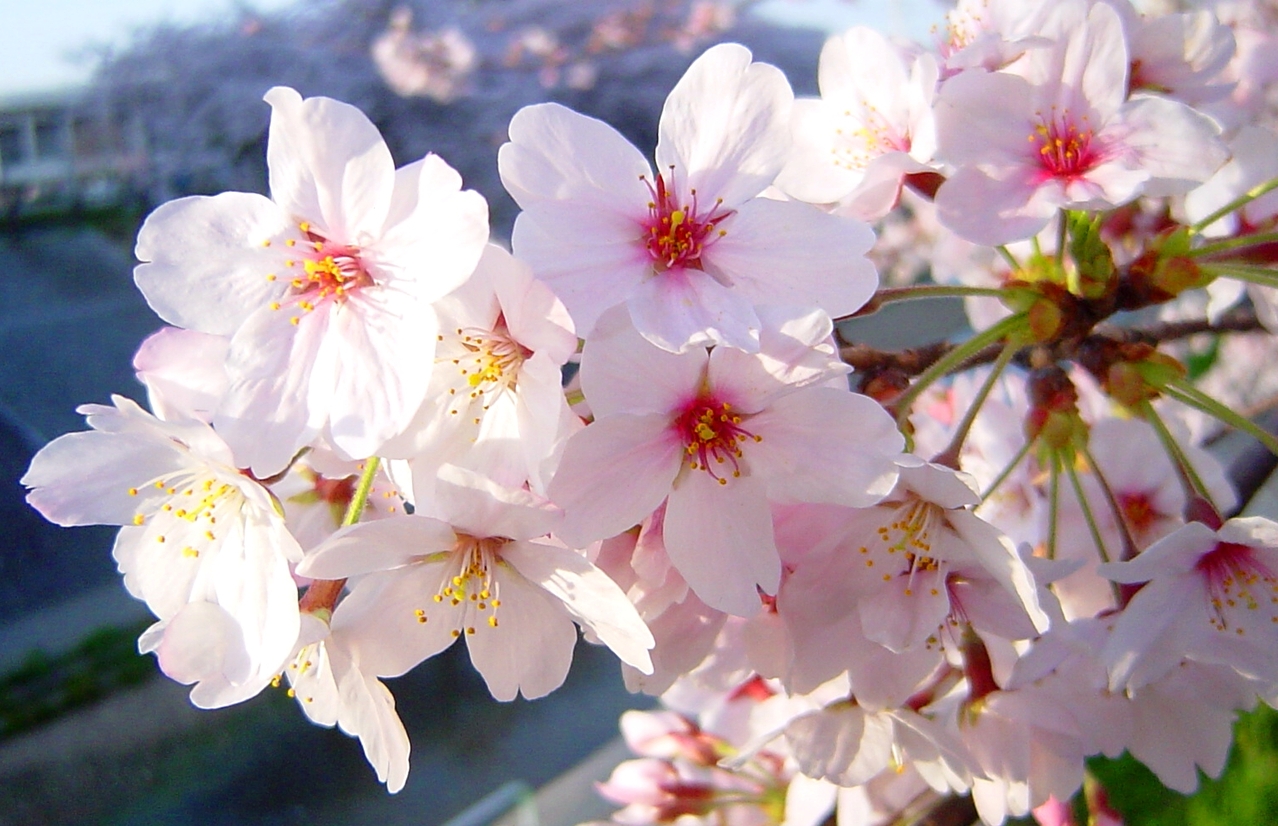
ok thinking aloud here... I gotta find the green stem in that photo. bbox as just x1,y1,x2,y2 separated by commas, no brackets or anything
1046,457,1061,561
1191,231,1278,258
341,456,382,527
1190,176,1278,234
980,436,1034,504
935,340,1017,467
893,314,1027,447
1199,262,1278,289
1141,399,1213,504
996,245,1021,272
1065,459,1113,564
1162,379,1278,458
1055,210,1068,268
1079,441,1140,562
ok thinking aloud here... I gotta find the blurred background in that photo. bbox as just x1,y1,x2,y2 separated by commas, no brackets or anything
0,1,942,824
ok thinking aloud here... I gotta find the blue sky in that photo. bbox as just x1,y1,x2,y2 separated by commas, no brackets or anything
0,0,938,97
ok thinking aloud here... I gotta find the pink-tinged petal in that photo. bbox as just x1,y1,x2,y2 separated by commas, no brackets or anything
1101,575,1199,691
935,166,1057,246
552,413,683,547
134,192,290,335
297,515,456,579
859,574,950,652
656,43,793,207
622,594,725,695
580,304,707,418
508,209,651,338
706,307,848,414
216,304,333,477
326,292,437,460
775,98,864,204
1097,520,1218,583
503,539,654,673
488,246,577,364
627,266,761,353
327,642,412,793
748,388,903,508
23,431,187,527
374,154,489,302
152,601,251,687
784,774,839,826
1118,95,1226,196
134,327,230,423
465,564,578,700
500,102,652,215
786,705,893,786
337,565,459,677
950,511,1051,633
263,87,395,242
706,197,877,319
935,70,1037,170
663,470,779,616
431,465,560,541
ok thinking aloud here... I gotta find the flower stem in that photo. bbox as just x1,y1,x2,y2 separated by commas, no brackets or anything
1064,458,1112,565
1190,176,1278,234
934,340,1017,468
341,456,382,527
1199,262,1278,288
1191,232,1278,259
1140,399,1213,506
1079,441,1140,562
980,436,1033,504
1162,379,1278,458
893,314,1027,447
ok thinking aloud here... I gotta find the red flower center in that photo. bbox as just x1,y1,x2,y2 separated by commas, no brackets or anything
641,170,732,271
674,396,760,485
1196,541,1278,635
1029,112,1099,180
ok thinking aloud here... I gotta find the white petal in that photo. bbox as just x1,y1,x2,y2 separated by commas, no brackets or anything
656,43,793,207
134,192,290,335
503,539,654,673
297,515,456,579
551,413,683,547
580,304,708,418
706,197,877,319
264,86,395,242
663,469,779,616
465,565,578,700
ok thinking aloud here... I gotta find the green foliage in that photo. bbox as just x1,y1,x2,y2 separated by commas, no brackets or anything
1088,704,1278,826
0,620,155,739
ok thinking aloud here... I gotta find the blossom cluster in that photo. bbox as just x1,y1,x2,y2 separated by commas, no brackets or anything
22,0,1278,822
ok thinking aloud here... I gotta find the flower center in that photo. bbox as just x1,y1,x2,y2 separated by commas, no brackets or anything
675,398,760,486
833,105,911,172
128,471,243,560
641,170,732,272
266,221,375,324
858,499,945,596
1117,491,1160,537
420,535,507,634
439,316,532,422
1196,541,1278,636
1029,112,1099,180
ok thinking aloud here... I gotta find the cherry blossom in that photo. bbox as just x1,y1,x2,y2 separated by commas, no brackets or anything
134,86,489,476
296,466,654,700
499,43,878,353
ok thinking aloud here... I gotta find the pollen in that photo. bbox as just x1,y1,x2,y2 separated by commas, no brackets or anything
640,169,732,272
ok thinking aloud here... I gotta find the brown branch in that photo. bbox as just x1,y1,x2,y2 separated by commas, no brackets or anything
840,305,1263,381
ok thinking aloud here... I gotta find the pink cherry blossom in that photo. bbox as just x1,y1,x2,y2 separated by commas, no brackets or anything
499,43,878,352
934,0,1226,245
135,86,488,475
550,305,903,617
296,466,654,700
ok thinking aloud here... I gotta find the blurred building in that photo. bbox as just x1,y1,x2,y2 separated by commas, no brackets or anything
0,88,147,217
